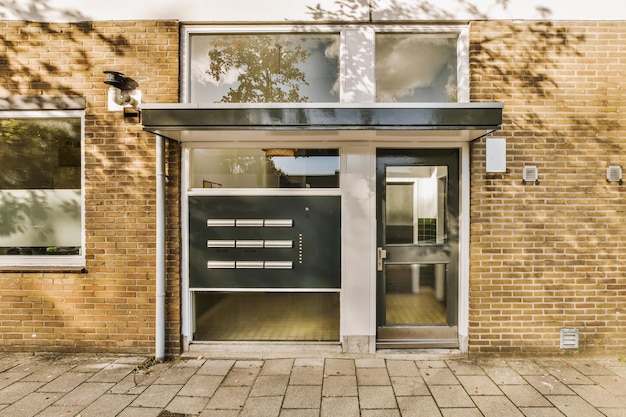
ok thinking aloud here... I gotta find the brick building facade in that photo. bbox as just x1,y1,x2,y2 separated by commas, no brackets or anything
0,20,182,354
1,4,624,356
469,21,626,353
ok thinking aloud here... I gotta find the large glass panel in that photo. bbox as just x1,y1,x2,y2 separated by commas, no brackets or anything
190,148,340,189
376,33,458,102
193,292,340,341
385,166,448,245
189,33,340,103
385,263,448,325
0,117,82,256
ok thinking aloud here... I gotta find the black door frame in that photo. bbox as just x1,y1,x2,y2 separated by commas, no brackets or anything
376,148,460,348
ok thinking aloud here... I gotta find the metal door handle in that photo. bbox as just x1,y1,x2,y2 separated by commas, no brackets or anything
377,247,387,271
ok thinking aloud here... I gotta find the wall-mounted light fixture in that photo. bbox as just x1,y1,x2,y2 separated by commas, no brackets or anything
103,70,141,120
522,165,539,185
606,165,623,185
263,149,297,157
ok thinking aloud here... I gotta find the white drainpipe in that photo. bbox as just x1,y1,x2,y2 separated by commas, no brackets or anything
155,134,166,360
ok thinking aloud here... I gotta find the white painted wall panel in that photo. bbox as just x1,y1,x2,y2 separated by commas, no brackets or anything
0,0,368,22
2,0,624,22
372,0,626,21
342,145,376,338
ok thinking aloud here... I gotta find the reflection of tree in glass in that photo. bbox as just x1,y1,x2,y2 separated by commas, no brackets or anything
221,156,285,175
0,119,80,245
1,119,47,189
221,156,259,175
207,35,310,103
0,118,80,190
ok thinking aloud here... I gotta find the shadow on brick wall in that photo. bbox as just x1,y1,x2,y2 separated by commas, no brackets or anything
0,0,181,355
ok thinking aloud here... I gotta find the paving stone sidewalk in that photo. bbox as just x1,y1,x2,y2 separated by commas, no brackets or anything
0,352,625,417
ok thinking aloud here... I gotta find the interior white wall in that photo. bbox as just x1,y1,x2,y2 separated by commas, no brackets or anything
3,0,624,22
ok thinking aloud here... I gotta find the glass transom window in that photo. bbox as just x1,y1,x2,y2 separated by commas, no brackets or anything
376,33,459,102
190,148,340,189
0,114,83,260
189,33,340,103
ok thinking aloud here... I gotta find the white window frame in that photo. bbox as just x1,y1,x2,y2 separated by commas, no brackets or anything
0,110,86,268
181,25,345,104
372,26,470,103
181,141,342,344
181,24,469,104
178,24,471,349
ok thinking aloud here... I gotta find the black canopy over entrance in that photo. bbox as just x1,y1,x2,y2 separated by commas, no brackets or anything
141,103,503,141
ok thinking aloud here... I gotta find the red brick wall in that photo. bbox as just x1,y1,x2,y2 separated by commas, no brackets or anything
0,20,181,355
469,21,626,354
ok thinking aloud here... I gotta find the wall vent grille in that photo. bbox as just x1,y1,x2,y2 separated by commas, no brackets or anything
560,328,579,349
607,165,622,182
523,165,538,183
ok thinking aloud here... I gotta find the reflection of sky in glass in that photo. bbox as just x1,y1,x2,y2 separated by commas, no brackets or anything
271,156,340,176
376,34,458,102
189,34,340,103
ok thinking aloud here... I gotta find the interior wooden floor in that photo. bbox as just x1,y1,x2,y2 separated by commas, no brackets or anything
193,290,446,341
193,292,340,341
385,289,447,325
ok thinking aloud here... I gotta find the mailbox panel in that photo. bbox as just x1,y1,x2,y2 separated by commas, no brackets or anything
189,196,341,288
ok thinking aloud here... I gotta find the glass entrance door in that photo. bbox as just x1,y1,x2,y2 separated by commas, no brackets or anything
376,149,459,348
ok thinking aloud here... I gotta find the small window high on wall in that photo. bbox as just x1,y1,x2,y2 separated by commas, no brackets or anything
376,33,459,102
188,32,340,103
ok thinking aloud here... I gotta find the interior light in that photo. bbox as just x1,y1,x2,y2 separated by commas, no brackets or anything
263,149,296,157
